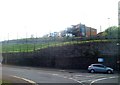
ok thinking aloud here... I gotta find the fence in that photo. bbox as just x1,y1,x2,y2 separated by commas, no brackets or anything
1,34,120,70
2,35,118,53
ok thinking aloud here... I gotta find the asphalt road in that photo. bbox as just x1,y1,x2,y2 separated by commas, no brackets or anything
1,65,119,85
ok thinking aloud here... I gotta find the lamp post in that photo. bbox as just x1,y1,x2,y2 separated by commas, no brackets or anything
108,18,110,27
108,18,111,38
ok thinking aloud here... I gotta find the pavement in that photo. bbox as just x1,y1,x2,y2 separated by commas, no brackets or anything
1,64,36,85
1,65,120,85
2,64,91,73
2,74,30,83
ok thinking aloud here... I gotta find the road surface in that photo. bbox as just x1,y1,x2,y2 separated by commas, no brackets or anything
1,65,119,85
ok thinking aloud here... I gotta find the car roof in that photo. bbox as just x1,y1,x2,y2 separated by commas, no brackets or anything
91,64,103,65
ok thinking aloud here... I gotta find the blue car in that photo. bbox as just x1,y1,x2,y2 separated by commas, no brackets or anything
88,64,114,74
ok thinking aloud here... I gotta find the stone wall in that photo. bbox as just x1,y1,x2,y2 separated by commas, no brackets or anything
2,41,118,70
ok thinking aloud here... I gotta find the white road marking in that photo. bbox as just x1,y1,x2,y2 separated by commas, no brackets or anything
86,75,95,77
80,79,93,83
52,74,59,76
51,73,84,85
75,75,83,77
109,76,118,78
68,77,85,84
96,76,105,78
80,76,110,83
59,70,66,72
10,75,38,85
11,70,23,72
11,72,83,84
38,71,118,85
90,78,107,85
90,76,118,85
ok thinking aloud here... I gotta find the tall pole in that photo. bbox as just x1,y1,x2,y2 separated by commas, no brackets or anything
90,27,91,40
7,33,9,53
108,18,110,27
100,25,102,32
26,33,28,53
108,18,111,38
17,33,18,50
117,4,120,85
117,19,120,72
6,33,9,64
118,27,120,72
100,25,102,40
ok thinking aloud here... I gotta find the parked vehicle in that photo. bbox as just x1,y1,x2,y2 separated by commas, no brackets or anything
88,64,114,74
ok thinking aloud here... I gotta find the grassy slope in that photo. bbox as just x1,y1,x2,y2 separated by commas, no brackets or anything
1,39,112,53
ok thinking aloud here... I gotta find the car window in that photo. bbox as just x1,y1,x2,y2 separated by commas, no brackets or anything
98,65,105,68
93,65,105,68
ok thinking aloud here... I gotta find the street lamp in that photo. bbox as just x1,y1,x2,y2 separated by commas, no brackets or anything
108,18,111,38
108,18,110,27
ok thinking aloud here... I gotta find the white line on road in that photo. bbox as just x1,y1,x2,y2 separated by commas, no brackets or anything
86,75,96,77
38,72,84,84
10,75,38,85
80,79,93,83
59,70,66,72
37,70,118,85
68,77,85,85
90,76,118,85
52,74,59,76
75,75,83,77
51,73,84,85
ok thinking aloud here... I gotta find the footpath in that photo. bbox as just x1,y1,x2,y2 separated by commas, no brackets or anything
2,64,88,73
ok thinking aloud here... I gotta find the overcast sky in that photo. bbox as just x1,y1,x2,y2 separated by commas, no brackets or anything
0,0,119,41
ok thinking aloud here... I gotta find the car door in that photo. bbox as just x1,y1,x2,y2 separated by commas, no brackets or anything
97,65,106,72
93,65,106,72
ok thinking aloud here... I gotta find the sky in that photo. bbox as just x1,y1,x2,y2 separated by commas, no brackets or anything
0,0,119,41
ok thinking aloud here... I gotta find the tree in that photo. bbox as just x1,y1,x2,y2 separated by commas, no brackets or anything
104,26,119,38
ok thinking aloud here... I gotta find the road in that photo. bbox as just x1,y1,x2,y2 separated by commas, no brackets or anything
1,65,119,85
